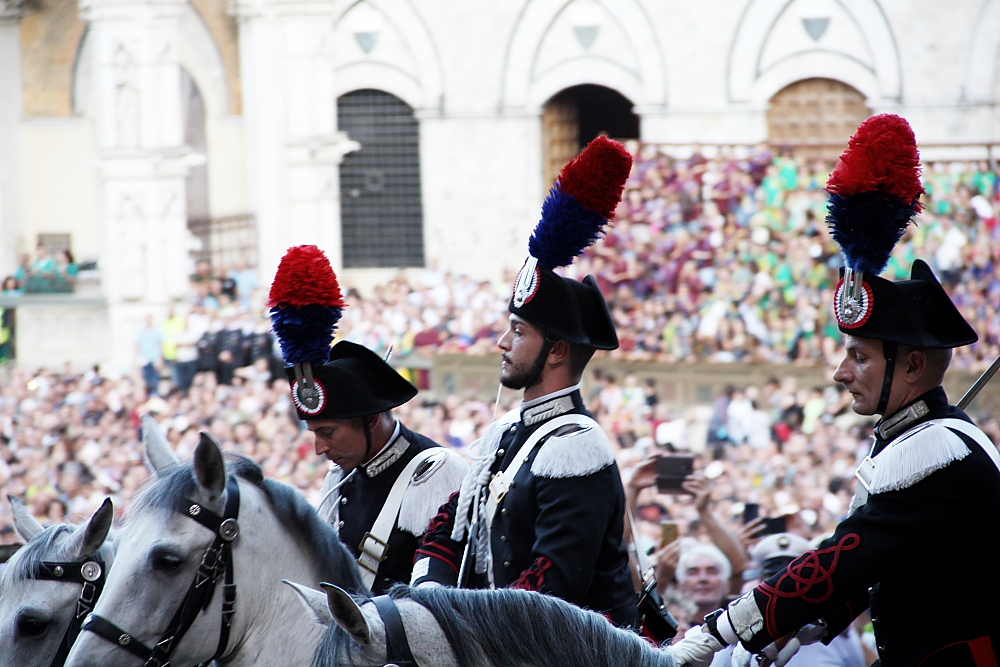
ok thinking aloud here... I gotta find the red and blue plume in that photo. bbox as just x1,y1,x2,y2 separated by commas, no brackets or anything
528,136,632,269
268,245,345,366
826,113,924,275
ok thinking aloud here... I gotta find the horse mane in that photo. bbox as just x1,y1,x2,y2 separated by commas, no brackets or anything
313,585,674,667
400,586,673,667
130,453,365,593
0,524,116,592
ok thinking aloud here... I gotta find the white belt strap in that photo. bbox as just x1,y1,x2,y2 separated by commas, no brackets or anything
357,448,439,589
484,414,597,528
933,418,1000,474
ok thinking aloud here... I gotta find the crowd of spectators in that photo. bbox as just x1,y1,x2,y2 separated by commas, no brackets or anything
168,146,999,371
1,145,999,662
563,144,1000,370
3,246,79,294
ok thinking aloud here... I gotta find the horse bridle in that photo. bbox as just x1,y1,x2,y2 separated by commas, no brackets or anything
371,595,417,667
30,555,106,667
81,477,241,667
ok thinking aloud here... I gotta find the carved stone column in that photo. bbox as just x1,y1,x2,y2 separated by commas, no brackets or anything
80,0,203,370
0,1,25,278
231,0,358,278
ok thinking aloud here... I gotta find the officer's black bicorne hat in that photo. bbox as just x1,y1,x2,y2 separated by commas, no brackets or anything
507,136,631,351
834,260,977,349
281,340,417,420
509,268,618,350
268,245,417,421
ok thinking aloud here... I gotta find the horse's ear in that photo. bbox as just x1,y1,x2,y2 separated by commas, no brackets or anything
193,432,227,501
9,494,44,542
321,583,372,646
143,414,179,477
282,579,334,626
66,498,114,559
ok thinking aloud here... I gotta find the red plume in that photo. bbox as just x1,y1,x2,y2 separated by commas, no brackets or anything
268,245,345,308
558,136,633,219
826,114,924,207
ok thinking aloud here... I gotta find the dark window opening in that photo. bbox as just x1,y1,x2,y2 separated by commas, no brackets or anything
542,84,639,188
338,89,424,268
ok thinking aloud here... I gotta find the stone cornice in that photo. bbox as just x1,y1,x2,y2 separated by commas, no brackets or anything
79,0,187,23
94,147,206,179
228,0,339,20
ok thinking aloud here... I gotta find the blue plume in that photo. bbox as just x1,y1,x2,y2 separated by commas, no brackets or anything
269,304,343,366
528,186,608,269
827,192,919,275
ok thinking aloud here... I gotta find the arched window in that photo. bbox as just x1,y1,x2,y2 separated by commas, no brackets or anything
337,89,424,268
542,84,639,188
767,78,870,159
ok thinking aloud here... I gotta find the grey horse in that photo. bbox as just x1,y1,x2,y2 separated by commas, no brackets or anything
0,496,115,667
289,581,724,667
65,428,367,667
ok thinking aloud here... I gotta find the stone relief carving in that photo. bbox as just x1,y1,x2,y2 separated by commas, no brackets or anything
113,43,141,149
116,192,147,299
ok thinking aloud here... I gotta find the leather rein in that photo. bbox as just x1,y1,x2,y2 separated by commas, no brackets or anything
371,595,417,667
29,555,106,667
81,477,241,667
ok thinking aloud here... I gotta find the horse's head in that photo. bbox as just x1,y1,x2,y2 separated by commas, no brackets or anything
64,430,236,667
286,581,458,667
0,496,114,667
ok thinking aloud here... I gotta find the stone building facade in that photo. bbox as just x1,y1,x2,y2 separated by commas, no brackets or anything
0,0,998,370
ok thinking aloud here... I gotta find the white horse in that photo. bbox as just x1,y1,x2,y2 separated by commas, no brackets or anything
289,582,724,667
0,495,115,667
64,430,367,667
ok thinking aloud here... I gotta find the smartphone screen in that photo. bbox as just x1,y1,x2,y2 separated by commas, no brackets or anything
655,455,695,493
660,521,679,548
742,502,760,524
759,516,788,535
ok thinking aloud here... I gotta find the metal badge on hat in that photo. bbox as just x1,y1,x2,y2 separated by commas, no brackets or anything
291,369,327,414
835,271,873,329
512,256,541,308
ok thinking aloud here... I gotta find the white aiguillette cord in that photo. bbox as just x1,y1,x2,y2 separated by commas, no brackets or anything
317,468,356,513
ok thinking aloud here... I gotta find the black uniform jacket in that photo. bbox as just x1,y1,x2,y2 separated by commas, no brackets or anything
415,389,640,628
733,388,1000,667
320,425,464,595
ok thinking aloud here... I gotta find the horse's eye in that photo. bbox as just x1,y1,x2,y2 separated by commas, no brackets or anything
151,551,184,571
17,615,49,638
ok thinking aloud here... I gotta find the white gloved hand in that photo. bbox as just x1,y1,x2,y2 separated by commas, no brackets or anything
733,622,826,667
669,624,726,667
758,623,827,667
731,642,754,667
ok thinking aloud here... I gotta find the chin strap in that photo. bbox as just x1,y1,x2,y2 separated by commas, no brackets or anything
876,341,898,416
361,416,374,464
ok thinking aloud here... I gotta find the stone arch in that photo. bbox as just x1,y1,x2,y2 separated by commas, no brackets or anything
501,0,667,113
729,0,901,105
331,0,444,112
73,3,230,119
964,0,1000,102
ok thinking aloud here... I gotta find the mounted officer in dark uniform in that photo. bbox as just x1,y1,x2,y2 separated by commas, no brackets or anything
696,115,1000,667
269,245,468,595
412,137,640,629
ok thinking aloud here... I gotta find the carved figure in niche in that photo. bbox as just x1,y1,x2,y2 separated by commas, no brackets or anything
113,43,141,149
117,193,147,299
